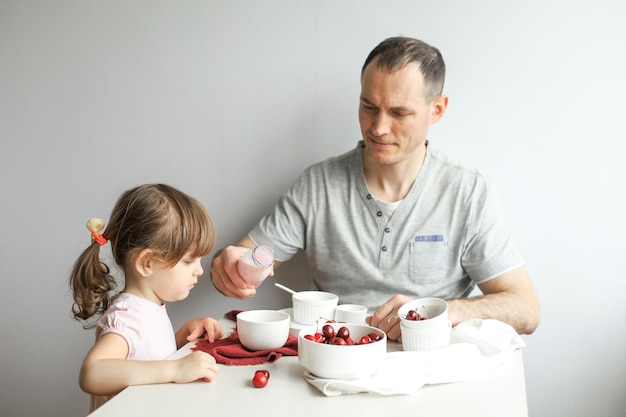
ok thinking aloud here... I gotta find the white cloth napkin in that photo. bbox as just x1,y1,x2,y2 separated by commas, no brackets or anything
303,319,526,396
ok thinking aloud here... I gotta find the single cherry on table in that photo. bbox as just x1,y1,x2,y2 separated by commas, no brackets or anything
252,370,270,388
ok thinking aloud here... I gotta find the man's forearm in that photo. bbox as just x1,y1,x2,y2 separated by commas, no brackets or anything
447,289,540,334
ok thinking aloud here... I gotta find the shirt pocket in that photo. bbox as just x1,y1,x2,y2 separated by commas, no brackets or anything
408,238,449,284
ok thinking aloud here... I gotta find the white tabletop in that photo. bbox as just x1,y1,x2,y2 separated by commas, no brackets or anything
88,321,528,417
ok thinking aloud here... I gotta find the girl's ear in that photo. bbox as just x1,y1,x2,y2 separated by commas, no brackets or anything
134,249,156,277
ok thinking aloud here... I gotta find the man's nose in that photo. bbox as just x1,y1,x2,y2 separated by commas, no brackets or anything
372,113,391,136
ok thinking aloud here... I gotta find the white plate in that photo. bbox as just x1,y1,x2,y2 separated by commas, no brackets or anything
278,307,310,337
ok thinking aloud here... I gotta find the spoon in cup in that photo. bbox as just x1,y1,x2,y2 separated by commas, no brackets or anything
274,282,297,295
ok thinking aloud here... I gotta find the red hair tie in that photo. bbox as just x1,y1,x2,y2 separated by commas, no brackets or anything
91,231,108,246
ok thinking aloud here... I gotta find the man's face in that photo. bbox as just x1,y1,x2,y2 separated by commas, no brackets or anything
358,61,446,167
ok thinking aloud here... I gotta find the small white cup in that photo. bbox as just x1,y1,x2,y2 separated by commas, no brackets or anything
397,297,451,351
292,291,338,325
334,304,368,324
401,320,452,351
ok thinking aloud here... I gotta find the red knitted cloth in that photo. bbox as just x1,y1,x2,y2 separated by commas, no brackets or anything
192,331,298,366
191,310,298,366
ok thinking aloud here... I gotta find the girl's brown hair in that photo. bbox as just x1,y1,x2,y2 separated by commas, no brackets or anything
70,184,215,328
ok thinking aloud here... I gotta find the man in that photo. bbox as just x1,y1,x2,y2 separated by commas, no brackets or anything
211,37,540,340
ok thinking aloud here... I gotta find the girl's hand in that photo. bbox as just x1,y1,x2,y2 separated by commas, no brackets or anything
177,317,224,348
173,351,219,383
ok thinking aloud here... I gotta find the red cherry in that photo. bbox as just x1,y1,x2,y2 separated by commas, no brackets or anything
336,326,350,340
330,336,346,345
322,324,335,339
304,332,327,343
359,335,372,344
252,370,270,388
406,310,418,321
367,332,382,341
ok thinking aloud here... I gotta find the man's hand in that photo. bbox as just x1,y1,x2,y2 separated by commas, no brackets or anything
366,294,412,341
366,266,540,341
210,244,258,299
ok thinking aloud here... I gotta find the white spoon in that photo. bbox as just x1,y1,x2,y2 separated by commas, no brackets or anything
274,282,297,295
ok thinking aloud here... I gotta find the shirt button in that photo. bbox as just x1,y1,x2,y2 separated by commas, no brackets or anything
376,211,382,217
367,194,372,199
381,246,387,252
384,227,390,233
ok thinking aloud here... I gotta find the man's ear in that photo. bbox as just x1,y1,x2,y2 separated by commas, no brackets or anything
134,249,156,278
430,95,449,124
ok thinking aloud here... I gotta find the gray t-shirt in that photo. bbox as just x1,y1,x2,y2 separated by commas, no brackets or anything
249,141,524,311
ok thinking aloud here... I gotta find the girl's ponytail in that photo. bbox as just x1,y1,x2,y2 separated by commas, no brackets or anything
69,220,116,328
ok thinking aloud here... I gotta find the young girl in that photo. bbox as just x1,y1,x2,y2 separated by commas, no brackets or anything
70,183,224,412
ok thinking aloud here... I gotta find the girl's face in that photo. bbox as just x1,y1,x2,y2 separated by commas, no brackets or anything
149,254,204,303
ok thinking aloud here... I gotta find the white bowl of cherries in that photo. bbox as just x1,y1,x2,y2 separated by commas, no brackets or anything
298,321,387,380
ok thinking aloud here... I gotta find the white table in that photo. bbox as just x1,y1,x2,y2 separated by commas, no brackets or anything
88,321,528,417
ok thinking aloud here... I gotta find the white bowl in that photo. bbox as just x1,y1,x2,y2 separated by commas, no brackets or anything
237,310,290,351
292,291,338,325
278,308,309,337
298,323,387,379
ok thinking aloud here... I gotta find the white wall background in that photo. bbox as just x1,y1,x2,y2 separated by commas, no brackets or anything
1,1,624,416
